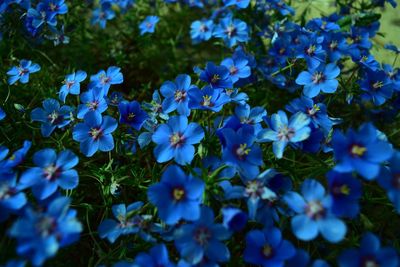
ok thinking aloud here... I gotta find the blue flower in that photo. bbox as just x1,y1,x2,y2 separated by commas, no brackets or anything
148,165,204,225
213,14,249,48
139,16,159,35
223,0,250,8
199,62,233,89
377,152,400,213
221,207,248,232
9,197,82,266
31,98,74,137
90,66,123,95
190,19,214,43
118,101,149,130
295,34,326,69
77,87,108,119
174,206,231,265
244,227,295,267
327,171,362,218
220,126,263,179
258,111,311,159
0,107,5,121
160,74,194,116
7,59,41,85
91,1,115,29
0,173,27,222
98,202,145,243
286,96,332,134
133,243,175,267
59,70,87,102
338,232,399,267
188,85,230,112
73,111,118,157
151,115,204,165
359,68,393,105
296,63,340,98
221,56,251,84
19,148,79,200
0,141,31,171
332,123,393,180
283,179,347,243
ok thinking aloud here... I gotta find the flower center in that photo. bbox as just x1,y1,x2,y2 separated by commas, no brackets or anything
89,128,103,140
312,72,325,84
211,74,220,84
36,216,55,237
236,143,251,160
372,81,383,90
199,24,208,32
230,66,238,75
306,201,325,220
262,244,273,258
307,104,320,116
86,101,99,111
44,164,60,180
306,45,316,55
226,25,236,37
277,126,295,141
174,90,187,102
127,112,135,121
350,144,367,157
100,74,110,85
146,22,153,29
48,111,61,124
201,95,213,107
169,133,184,147
172,187,185,201
18,67,28,76
333,184,350,196
0,183,14,200
194,227,212,246
329,40,338,50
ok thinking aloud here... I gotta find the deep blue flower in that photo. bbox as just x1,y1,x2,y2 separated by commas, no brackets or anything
73,111,118,157
91,1,115,29
284,179,347,243
19,148,79,200
41,0,68,17
148,165,204,225
338,232,399,267
359,68,393,105
151,115,204,165
221,207,248,232
188,85,230,112
332,123,393,180
107,91,125,106
0,141,31,171
213,14,249,48
199,62,233,89
98,202,145,243
0,107,5,121
378,152,400,213
258,111,311,159
244,227,295,267
287,249,330,267
327,171,362,218
90,66,123,95
220,125,263,179
139,16,159,35
31,98,74,137
59,70,87,102
133,243,175,267
77,87,108,119
0,173,27,222
286,96,332,134
9,197,82,266
118,101,149,130
174,206,231,265
221,56,251,84
233,103,267,135
190,19,214,43
223,0,250,8
160,74,194,116
296,63,340,98
7,60,41,85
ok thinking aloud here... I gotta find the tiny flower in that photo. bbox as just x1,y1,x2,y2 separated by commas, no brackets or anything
139,15,159,35
188,85,230,112
118,101,149,130
160,74,194,116
284,179,347,243
359,68,393,106
190,19,214,43
221,56,251,84
72,111,118,157
31,98,74,137
244,227,296,266
148,165,204,225
77,87,108,119
258,111,311,159
89,66,123,95
295,63,340,98
332,123,393,180
213,14,249,48
7,59,41,85
199,62,233,89
59,70,87,102
151,115,204,165
20,148,79,200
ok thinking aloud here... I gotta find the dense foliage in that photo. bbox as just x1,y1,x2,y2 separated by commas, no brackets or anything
1,0,400,266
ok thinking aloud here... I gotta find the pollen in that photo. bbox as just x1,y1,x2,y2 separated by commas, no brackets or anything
172,188,185,201
201,95,212,107
340,185,350,195
350,144,367,157
236,143,251,159
211,74,220,84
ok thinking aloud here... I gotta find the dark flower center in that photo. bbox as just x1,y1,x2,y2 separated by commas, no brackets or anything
199,24,208,32
211,74,220,84
127,112,136,121
235,143,251,160
277,126,295,141
174,90,187,102
230,66,238,75
305,201,325,220
349,144,367,157
172,187,185,201
329,41,338,50
0,184,15,200
48,111,63,125
361,256,379,267
194,227,212,246
86,101,99,111
44,164,61,180
306,45,316,56
226,25,236,37
306,104,320,116
36,216,56,237
201,95,213,107
332,183,350,197
372,81,383,90
261,244,274,258
312,72,325,84
89,127,103,140
169,133,184,147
